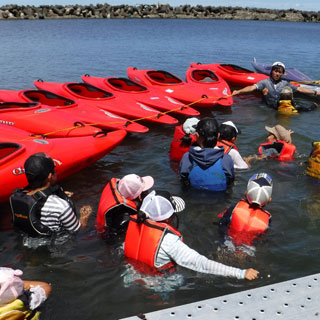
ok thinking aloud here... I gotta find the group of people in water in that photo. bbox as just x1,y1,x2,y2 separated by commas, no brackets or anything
2,61,319,318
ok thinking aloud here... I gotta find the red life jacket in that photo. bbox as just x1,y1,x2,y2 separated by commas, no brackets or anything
228,200,271,246
169,125,197,162
95,178,137,232
258,140,296,161
124,215,182,275
216,140,238,154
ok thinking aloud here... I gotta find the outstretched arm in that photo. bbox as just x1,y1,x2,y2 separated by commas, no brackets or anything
232,85,257,96
297,86,320,96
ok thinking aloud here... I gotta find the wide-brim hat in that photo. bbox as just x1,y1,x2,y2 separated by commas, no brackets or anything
265,125,293,143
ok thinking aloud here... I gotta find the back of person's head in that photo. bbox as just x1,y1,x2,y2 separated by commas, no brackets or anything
118,174,154,200
24,153,55,189
280,86,293,101
196,117,219,148
137,190,185,223
246,173,273,208
219,121,240,141
0,267,24,306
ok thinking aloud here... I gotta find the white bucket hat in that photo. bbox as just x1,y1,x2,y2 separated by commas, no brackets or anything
182,117,200,135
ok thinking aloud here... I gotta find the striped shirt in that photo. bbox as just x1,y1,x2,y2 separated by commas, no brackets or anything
40,195,81,233
156,233,246,279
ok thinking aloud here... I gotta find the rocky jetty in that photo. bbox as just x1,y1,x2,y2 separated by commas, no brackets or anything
0,4,319,22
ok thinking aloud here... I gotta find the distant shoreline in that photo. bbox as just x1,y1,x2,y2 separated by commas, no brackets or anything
0,4,319,22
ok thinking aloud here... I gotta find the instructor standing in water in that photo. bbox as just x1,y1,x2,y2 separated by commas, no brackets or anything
232,61,319,109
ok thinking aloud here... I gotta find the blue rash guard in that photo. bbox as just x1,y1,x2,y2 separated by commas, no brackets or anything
179,146,234,191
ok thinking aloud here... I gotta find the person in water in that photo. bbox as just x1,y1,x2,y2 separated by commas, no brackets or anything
0,267,51,319
169,117,199,162
95,173,154,237
258,125,296,161
124,190,259,280
232,61,320,110
179,117,234,191
10,153,92,237
306,141,320,179
218,173,272,247
217,120,250,170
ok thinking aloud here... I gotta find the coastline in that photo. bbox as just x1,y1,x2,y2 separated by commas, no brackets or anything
0,4,319,22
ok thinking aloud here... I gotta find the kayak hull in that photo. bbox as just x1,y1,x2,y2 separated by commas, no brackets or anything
0,129,126,202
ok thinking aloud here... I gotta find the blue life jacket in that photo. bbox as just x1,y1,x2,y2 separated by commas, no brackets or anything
188,158,227,191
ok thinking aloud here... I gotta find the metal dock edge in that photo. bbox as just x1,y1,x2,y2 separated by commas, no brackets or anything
121,273,320,319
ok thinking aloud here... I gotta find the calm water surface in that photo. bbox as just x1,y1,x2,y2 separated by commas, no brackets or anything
0,19,320,319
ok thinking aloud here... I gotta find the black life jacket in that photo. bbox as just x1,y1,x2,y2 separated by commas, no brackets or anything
10,184,77,237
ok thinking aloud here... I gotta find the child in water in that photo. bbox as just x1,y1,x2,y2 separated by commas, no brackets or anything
218,173,272,247
258,124,296,161
169,117,199,162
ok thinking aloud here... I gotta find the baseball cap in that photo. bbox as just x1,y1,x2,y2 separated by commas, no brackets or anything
182,117,200,135
24,153,55,188
140,190,185,222
272,61,285,71
246,173,273,207
221,120,241,134
265,125,293,143
118,174,154,200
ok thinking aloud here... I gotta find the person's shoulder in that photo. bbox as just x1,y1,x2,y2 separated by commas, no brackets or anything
46,194,71,209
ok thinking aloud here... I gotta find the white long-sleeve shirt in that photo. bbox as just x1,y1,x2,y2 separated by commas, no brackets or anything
228,148,249,170
156,233,246,279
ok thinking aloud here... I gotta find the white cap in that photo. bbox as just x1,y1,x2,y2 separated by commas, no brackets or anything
222,121,240,134
182,117,200,135
118,174,154,200
140,190,185,222
246,173,273,207
272,61,285,71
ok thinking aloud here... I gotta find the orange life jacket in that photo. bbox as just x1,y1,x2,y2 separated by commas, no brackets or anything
169,125,197,162
216,140,238,154
258,140,296,161
95,178,137,232
228,200,271,246
124,215,182,275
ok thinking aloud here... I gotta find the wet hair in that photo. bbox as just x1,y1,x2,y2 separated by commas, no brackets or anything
196,117,219,148
180,134,193,147
219,123,237,141
24,153,55,189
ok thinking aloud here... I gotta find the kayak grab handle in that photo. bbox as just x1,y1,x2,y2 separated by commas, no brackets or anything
37,79,43,82
74,121,85,127
156,113,162,119
31,133,46,138
202,94,208,99
124,121,131,128
83,74,90,77
93,130,107,138
132,67,137,70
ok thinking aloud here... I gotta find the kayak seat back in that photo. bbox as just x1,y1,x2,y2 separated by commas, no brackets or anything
24,90,74,107
221,64,254,74
107,78,147,92
67,83,113,99
0,102,38,110
147,70,182,84
0,143,24,165
192,70,219,83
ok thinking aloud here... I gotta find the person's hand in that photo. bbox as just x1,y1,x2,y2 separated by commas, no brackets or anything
232,90,241,96
79,205,93,228
64,191,74,197
245,268,259,280
262,88,268,95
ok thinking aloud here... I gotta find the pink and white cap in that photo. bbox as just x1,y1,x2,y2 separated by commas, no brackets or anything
118,174,154,200
0,267,24,306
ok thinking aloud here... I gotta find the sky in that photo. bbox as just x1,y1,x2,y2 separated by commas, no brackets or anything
3,1,320,12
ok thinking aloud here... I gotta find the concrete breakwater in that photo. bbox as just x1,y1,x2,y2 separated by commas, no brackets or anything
0,4,319,22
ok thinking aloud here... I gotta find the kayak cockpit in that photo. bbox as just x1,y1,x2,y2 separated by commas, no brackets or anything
107,78,147,92
0,102,39,110
23,90,75,107
0,143,24,165
147,70,182,84
191,69,219,83
220,64,255,74
67,83,113,99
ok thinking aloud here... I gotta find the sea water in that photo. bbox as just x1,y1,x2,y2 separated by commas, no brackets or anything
0,19,320,319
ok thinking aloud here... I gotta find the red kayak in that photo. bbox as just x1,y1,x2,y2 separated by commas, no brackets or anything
81,75,200,116
127,67,231,108
194,63,268,87
33,80,178,125
0,101,100,138
0,128,126,202
3,87,148,134
186,64,233,107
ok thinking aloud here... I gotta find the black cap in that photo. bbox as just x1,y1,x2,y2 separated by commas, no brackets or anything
24,153,55,189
